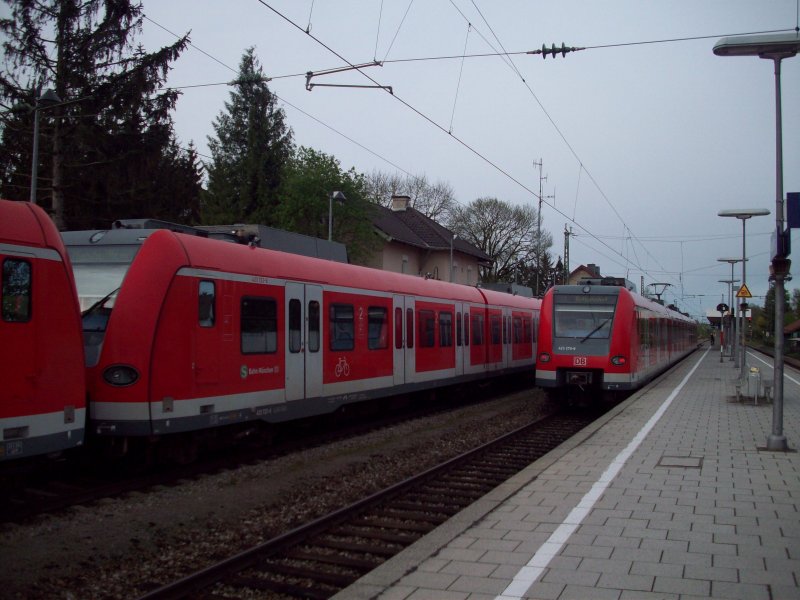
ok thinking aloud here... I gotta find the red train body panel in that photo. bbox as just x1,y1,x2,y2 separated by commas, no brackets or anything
65,229,541,439
536,282,696,395
0,199,85,461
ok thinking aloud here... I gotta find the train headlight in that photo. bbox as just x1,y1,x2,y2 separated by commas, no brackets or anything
539,352,551,363
103,365,140,386
611,355,627,366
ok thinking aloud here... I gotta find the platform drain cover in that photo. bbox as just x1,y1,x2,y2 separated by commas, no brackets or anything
657,455,702,468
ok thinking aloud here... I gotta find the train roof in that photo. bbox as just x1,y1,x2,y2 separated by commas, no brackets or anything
147,229,539,308
547,284,695,323
0,199,66,255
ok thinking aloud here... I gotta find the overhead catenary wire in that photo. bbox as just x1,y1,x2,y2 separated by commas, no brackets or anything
146,6,783,297
250,0,680,284
449,23,471,133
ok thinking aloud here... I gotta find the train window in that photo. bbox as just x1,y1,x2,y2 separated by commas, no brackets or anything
406,308,414,349
329,304,354,351
513,317,522,344
198,281,215,327
241,297,277,354
419,310,436,348
456,312,462,346
368,306,388,350
308,301,320,352
471,314,484,345
289,299,302,353
440,311,453,347
490,315,501,345
394,307,403,349
2,258,32,323
464,313,470,346
523,318,532,344
503,316,509,344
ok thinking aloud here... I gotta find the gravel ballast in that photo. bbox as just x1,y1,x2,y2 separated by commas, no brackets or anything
0,389,552,599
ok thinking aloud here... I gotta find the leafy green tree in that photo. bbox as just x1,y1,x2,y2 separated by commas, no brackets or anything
277,146,378,265
203,47,293,225
791,288,800,321
0,0,200,229
762,283,792,339
448,197,550,284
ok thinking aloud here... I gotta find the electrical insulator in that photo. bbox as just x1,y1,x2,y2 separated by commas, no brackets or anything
529,43,584,59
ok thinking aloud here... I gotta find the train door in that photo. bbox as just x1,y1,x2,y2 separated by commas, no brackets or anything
2,253,36,404
502,307,511,370
454,302,464,377
392,295,415,385
194,279,220,384
285,283,323,401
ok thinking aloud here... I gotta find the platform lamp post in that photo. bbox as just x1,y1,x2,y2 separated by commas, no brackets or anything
449,233,458,282
718,209,769,384
29,88,62,204
328,191,346,241
715,31,800,452
718,276,740,361
718,257,745,362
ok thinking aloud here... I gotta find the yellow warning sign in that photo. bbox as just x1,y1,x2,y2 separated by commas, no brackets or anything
736,283,752,298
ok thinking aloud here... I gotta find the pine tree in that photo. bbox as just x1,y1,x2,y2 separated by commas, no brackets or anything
203,48,293,225
0,0,200,229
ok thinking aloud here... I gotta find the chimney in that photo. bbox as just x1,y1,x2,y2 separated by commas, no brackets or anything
588,263,601,277
391,195,411,212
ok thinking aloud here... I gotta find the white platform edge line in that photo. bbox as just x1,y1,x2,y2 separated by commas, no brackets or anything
495,348,710,600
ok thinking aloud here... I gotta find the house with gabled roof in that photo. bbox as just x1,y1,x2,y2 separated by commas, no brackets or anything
365,195,491,285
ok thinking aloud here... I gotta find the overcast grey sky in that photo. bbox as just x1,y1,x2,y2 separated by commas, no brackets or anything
138,1,799,319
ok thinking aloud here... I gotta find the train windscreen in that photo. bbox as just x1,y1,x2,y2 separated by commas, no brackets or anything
553,293,618,341
67,244,140,312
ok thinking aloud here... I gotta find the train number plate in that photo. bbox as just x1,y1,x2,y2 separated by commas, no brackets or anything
573,356,588,367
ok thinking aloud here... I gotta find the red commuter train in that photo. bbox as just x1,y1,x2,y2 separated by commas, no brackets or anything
536,279,697,400
0,199,86,462
61,225,541,456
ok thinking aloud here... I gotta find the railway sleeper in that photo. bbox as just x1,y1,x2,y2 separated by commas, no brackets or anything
424,479,486,493
227,574,333,600
315,536,401,557
287,548,383,570
466,462,520,477
257,561,359,587
420,482,486,500
331,525,421,545
351,516,433,533
400,493,465,511
390,500,461,516
443,474,505,488
369,507,449,525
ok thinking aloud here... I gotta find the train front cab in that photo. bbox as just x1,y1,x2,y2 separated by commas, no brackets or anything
0,200,85,462
536,284,629,394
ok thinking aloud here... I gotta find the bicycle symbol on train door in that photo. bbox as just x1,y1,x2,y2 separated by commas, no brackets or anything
335,356,351,378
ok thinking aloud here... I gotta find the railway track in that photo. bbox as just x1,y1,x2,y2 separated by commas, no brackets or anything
0,381,532,524
137,410,599,600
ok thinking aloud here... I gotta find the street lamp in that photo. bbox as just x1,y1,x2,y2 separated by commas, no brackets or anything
29,88,62,204
450,233,458,282
714,30,799,451
328,191,346,241
718,209,769,383
718,257,745,363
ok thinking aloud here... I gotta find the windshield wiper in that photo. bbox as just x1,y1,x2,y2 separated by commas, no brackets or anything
581,318,610,343
81,287,120,317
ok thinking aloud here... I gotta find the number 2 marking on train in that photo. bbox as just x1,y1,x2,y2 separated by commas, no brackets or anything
574,356,588,366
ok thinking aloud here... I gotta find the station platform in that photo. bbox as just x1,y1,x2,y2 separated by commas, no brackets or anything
336,347,800,600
